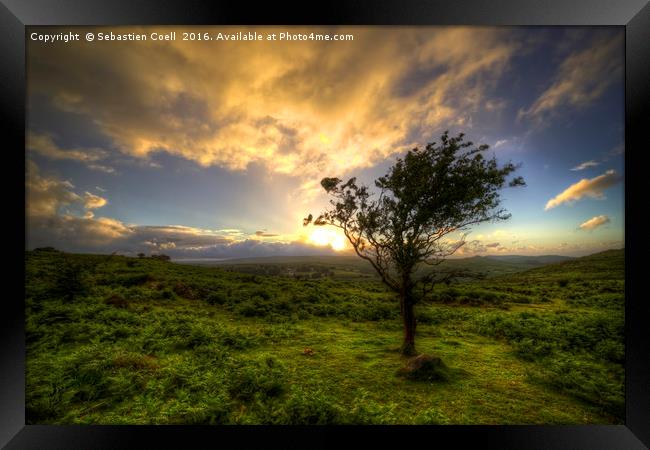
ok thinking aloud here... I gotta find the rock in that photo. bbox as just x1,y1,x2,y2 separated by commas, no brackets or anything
397,354,450,381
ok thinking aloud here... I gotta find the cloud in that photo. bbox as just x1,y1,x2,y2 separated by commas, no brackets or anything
609,144,624,155
602,143,625,162
131,226,234,252
170,239,340,259
27,132,115,173
27,213,339,258
454,240,486,254
570,160,599,171
255,230,279,237
28,213,134,250
84,192,108,209
25,165,336,257
87,164,116,174
485,98,507,112
518,33,622,126
28,27,519,182
493,139,508,148
544,169,621,210
27,212,234,254
450,238,623,257
579,215,610,231
26,160,82,217
486,242,501,248
26,162,110,220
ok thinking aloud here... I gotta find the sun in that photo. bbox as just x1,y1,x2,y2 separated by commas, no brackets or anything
307,227,346,251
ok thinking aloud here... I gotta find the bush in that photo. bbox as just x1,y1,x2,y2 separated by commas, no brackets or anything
52,259,89,301
415,407,451,425
159,288,176,300
532,356,624,418
34,246,61,253
206,292,228,305
227,358,287,402
271,388,345,424
181,395,232,425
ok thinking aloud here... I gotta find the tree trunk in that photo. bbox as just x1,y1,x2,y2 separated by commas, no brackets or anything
400,293,417,356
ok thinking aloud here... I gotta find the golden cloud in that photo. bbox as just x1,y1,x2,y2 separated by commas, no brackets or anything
519,33,622,125
84,192,108,209
579,215,610,231
26,160,81,217
545,170,621,210
28,26,518,181
27,132,115,173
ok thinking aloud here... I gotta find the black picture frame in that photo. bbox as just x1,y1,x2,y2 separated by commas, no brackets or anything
2,1,648,448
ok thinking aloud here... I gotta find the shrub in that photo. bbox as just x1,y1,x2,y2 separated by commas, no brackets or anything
159,288,176,300
227,358,287,402
34,246,61,253
206,292,228,305
52,259,89,301
532,356,624,418
415,407,451,425
182,395,232,425
272,388,345,425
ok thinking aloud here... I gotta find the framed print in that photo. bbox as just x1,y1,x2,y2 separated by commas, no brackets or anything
2,0,649,448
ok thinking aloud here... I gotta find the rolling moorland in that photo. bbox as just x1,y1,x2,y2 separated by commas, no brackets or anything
25,248,624,424
178,254,574,280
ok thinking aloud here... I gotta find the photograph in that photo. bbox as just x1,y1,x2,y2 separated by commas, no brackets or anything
24,25,626,426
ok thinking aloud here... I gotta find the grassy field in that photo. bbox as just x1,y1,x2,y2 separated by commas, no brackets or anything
25,248,624,424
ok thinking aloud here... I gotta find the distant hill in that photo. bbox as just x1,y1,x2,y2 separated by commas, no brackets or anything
174,252,589,280
177,254,573,267
483,255,573,265
187,255,361,266
513,248,624,281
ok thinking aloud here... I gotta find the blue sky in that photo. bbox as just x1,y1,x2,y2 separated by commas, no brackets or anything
26,26,624,258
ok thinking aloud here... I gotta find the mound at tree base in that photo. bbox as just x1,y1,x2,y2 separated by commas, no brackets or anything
397,354,451,381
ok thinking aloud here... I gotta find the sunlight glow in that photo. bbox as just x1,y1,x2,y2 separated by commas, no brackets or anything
308,227,346,251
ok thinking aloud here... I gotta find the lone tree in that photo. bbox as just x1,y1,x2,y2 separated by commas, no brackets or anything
304,131,525,356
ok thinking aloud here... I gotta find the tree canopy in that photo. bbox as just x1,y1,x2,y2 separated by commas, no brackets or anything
305,131,525,355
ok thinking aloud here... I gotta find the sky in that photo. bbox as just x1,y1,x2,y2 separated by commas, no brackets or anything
26,26,625,259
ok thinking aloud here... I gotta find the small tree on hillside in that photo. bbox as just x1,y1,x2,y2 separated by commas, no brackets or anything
304,131,525,356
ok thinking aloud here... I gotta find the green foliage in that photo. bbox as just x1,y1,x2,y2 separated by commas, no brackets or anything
530,356,625,418
305,132,525,294
471,308,624,415
25,249,624,424
227,357,287,401
269,387,345,424
53,258,90,301
305,132,526,355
